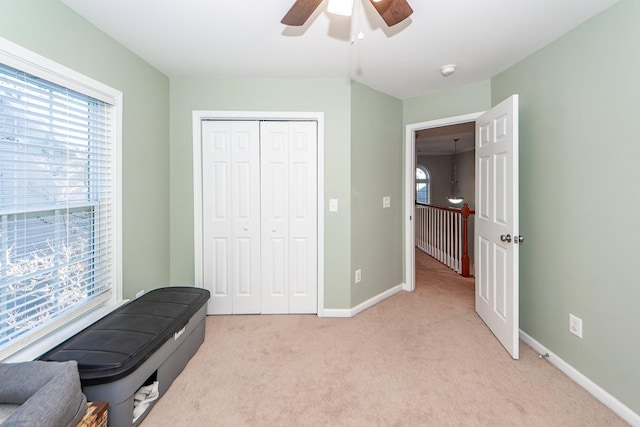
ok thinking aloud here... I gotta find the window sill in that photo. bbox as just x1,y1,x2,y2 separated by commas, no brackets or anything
1,300,128,363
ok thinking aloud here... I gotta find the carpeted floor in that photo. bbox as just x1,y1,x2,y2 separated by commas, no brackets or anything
141,250,627,426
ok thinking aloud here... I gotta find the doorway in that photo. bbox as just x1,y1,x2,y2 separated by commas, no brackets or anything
404,112,483,292
405,95,520,359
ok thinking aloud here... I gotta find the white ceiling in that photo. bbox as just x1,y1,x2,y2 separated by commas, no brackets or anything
60,0,619,100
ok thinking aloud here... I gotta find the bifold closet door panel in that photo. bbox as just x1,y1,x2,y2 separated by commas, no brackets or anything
260,121,318,314
202,121,261,315
287,121,318,313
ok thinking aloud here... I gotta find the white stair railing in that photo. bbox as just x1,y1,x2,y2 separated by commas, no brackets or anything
415,203,474,276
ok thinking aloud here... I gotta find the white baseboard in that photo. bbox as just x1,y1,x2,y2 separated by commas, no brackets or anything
320,308,352,318
520,330,640,426
321,284,405,318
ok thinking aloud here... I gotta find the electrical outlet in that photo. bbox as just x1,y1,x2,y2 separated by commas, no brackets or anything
329,199,338,212
569,314,583,338
383,196,391,208
355,269,362,284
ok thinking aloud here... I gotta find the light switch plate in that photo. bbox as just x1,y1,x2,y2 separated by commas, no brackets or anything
329,199,338,212
383,196,391,208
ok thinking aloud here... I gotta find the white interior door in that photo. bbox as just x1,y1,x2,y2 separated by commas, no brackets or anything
475,95,520,359
202,121,261,314
260,121,317,314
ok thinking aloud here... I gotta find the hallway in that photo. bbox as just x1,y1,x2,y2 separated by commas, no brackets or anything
413,247,477,328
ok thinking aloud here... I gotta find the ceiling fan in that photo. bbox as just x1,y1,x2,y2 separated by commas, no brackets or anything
281,0,413,27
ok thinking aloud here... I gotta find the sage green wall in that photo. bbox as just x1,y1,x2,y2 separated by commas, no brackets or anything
403,80,491,125
169,78,352,309
0,0,171,300
350,82,403,306
492,0,640,414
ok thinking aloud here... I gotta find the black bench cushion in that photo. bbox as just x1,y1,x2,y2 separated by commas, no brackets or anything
39,287,209,386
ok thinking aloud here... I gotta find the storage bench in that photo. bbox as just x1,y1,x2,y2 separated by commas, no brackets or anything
39,287,210,427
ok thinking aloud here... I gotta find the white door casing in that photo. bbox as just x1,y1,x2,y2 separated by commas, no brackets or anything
475,95,520,359
403,112,484,292
202,121,261,314
260,121,318,314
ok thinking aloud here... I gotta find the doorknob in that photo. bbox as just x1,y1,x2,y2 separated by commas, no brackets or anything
244,227,249,231
514,235,524,244
500,234,512,243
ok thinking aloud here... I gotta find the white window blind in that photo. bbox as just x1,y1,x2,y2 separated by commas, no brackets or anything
0,60,116,358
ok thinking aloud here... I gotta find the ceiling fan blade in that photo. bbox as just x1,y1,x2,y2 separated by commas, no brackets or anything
369,0,413,26
281,0,324,26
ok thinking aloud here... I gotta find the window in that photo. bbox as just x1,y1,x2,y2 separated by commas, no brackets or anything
0,38,121,359
416,165,430,204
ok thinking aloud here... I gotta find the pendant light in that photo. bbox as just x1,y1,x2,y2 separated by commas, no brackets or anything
447,138,464,204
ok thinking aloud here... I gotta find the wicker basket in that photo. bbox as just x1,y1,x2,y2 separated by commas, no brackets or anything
77,401,108,427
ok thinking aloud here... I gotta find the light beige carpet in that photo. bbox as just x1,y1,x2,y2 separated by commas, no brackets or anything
142,251,627,426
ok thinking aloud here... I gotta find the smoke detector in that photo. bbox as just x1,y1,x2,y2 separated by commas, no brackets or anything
440,64,456,77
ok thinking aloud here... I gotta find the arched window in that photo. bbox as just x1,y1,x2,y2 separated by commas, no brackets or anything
416,165,430,204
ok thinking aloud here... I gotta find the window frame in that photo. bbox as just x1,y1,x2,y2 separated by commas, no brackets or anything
416,165,431,205
0,37,123,361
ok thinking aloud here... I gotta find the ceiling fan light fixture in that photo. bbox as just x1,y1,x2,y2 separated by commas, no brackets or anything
440,64,457,77
327,0,354,16
282,0,412,27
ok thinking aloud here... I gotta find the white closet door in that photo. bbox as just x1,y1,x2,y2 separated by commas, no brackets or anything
287,122,318,313
260,121,317,314
202,121,261,314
